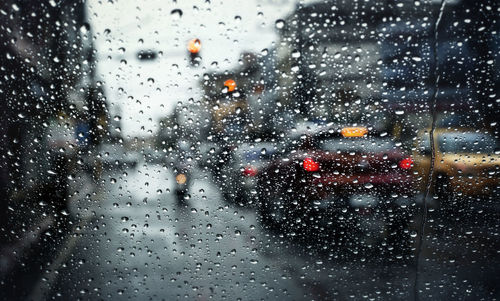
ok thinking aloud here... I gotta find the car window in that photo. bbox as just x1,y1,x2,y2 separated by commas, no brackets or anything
235,143,277,162
438,132,498,154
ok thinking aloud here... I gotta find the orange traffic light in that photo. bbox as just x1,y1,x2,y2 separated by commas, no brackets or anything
224,79,236,92
187,38,201,54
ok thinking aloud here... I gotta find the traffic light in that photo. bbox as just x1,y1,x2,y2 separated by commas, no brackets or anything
224,79,236,92
187,38,201,66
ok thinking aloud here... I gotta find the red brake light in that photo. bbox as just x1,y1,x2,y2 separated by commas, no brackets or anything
399,157,413,169
242,166,258,177
303,158,319,172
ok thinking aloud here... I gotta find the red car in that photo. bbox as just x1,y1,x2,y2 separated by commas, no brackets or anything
257,126,415,252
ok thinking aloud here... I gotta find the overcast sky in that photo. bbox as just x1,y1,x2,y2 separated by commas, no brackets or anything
87,0,304,138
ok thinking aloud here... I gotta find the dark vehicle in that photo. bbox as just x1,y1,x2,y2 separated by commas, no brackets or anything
219,142,277,206
173,161,191,203
257,126,415,252
169,140,194,203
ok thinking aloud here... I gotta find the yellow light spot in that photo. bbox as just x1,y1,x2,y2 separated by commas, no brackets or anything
176,173,187,184
341,127,368,137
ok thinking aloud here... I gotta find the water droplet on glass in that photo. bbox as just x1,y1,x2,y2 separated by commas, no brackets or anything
171,9,183,19
291,49,301,58
275,19,285,29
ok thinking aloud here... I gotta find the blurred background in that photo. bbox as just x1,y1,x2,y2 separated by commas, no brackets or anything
0,0,498,300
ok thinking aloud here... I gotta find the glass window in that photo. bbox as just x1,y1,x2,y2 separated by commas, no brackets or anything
1,0,498,300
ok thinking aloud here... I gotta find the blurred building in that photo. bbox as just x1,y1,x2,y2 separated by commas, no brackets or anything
0,1,108,242
382,0,498,140
203,0,499,146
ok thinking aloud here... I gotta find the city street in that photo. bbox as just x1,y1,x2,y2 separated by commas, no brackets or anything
1,0,498,300
13,161,498,300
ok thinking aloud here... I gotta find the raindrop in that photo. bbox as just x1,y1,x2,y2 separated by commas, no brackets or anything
291,49,301,58
80,23,90,34
275,19,285,29
171,9,183,19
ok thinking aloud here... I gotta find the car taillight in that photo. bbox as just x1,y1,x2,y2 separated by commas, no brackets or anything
399,157,413,169
242,166,258,177
303,157,319,172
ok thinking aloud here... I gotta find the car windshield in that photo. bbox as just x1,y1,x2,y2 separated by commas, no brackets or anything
235,143,277,162
1,1,498,300
439,132,498,154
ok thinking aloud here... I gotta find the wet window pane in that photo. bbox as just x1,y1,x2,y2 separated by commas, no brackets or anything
1,0,498,300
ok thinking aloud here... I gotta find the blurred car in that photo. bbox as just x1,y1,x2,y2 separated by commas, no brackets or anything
413,128,500,203
257,126,415,250
163,139,196,202
96,144,139,169
198,142,221,170
219,142,277,205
